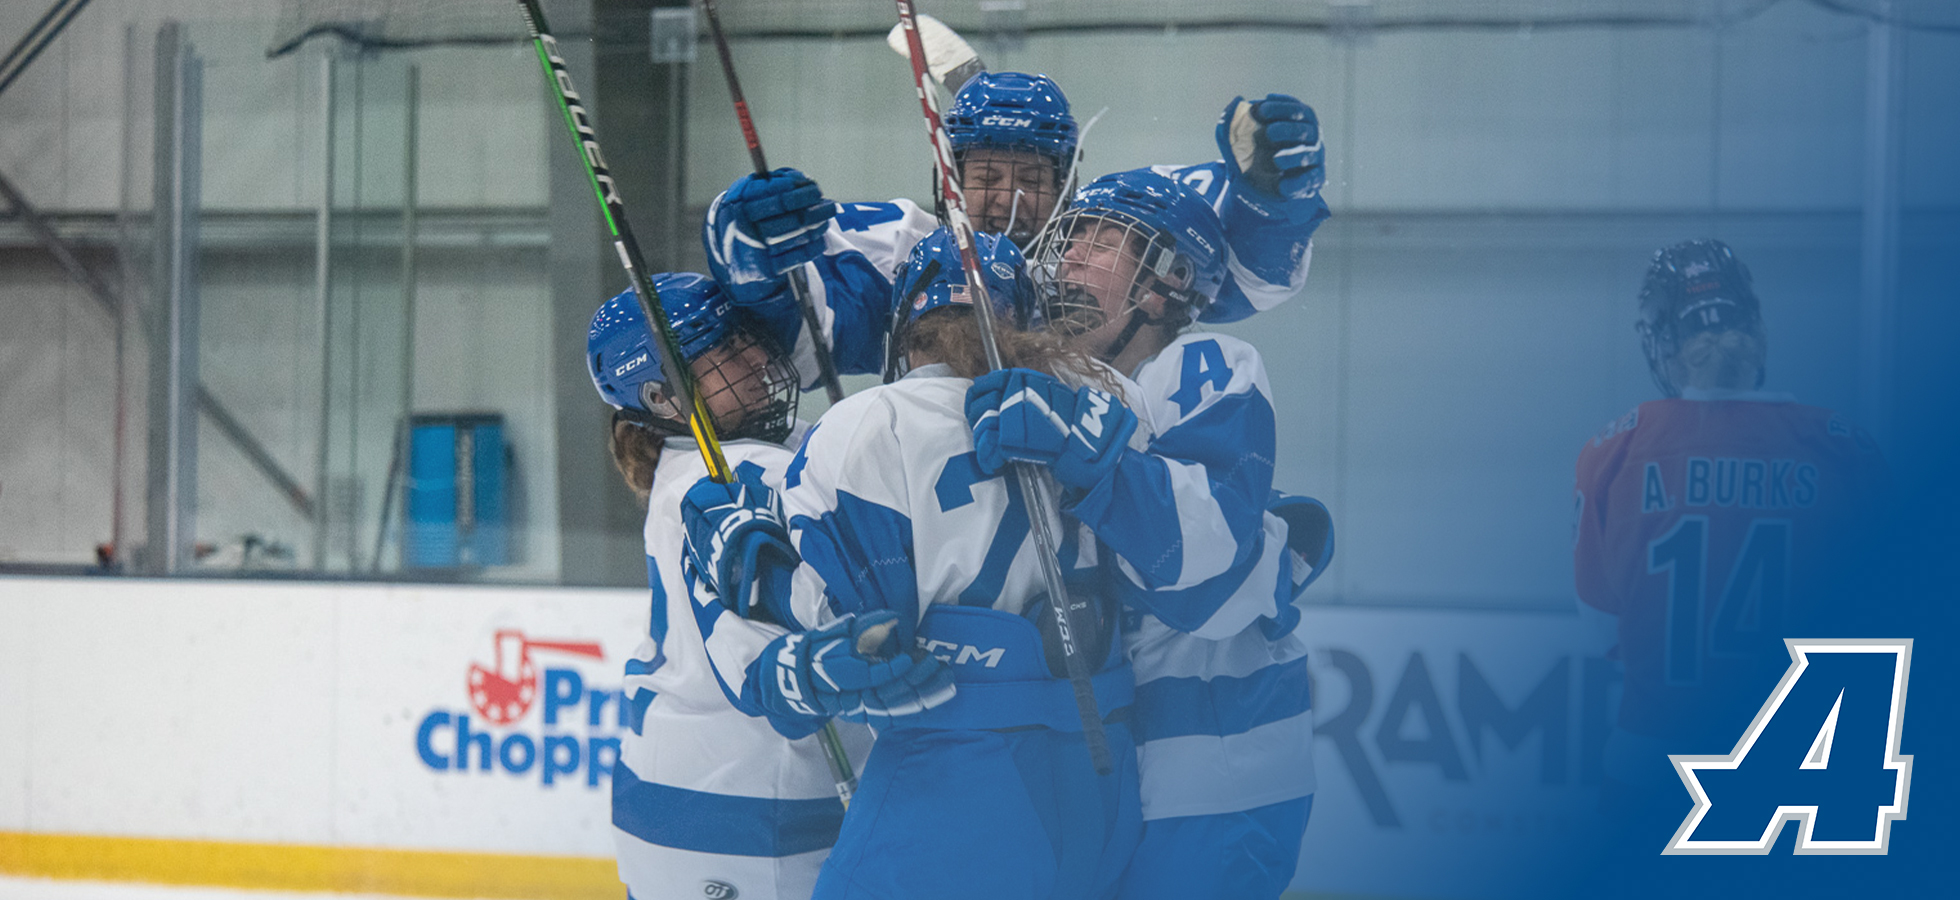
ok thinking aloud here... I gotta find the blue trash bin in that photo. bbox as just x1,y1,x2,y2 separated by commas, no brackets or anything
405,413,509,569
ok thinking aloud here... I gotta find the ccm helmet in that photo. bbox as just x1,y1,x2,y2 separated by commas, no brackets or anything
946,72,1079,180
587,272,798,442
886,226,1039,380
1028,169,1227,358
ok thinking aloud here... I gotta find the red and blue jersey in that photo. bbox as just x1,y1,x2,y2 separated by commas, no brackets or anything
1572,391,1887,741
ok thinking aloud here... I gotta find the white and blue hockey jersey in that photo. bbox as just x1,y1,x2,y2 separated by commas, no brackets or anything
707,197,940,391
613,432,873,900
754,366,1158,900
1076,333,1321,820
698,365,1142,734
708,160,1326,380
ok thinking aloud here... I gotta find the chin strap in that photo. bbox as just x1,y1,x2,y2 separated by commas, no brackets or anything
1103,284,1196,363
613,404,692,441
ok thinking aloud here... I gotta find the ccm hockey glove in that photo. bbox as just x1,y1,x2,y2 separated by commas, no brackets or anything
753,610,957,727
705,167,837,286
680,464,798,623
1216,93,1326,216
965,368,1139,492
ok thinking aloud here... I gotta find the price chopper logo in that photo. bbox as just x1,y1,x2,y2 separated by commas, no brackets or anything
417,628,628,788
1664,639,1911,855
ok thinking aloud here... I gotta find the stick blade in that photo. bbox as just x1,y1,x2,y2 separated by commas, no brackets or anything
886,13,985,89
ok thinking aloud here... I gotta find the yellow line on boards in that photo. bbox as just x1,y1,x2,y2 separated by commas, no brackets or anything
0,832,621,900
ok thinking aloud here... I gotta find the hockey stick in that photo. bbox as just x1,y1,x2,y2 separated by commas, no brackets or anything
893,0,1115,776
514,0,731,486
696,0,846,405
696,0,860,807
883,12,985,90
517,0,860,808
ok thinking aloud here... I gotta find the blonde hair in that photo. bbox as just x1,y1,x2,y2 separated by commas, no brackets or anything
608,416,665,503
1671,326,1767,392
902,308,1122,394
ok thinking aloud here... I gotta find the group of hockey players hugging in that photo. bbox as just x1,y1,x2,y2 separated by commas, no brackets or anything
591,71,1329,900
584,61,1864,898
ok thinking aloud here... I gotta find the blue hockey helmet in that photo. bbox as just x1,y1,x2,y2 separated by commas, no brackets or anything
886,227,1039,379
588,272,799,441
945,72,1079,175
1636,239,1765,396
1028,169,1228,356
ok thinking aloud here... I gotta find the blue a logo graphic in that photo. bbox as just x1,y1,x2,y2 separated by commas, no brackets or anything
1665,639,1911,854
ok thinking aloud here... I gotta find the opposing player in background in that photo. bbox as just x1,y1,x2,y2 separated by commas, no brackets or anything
987,168,1331,900
592,274,928,900
1572,239,1888,840
704,74,1328,385
682,230,1142,900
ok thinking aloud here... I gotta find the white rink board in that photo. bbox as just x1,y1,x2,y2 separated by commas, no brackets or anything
0,577,646,858
1291,606,1607,898
2,576,1602,898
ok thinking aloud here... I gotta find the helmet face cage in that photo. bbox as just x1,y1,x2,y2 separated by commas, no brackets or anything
641,323,800,445
1029,206,1195,343
957,148,1063,245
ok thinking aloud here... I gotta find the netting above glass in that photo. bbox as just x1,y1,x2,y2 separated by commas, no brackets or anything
266,0,1960,57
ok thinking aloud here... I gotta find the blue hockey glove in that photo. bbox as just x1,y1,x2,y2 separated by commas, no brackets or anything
965,368,1139,492
1216,94,1326,210
705,167,837,287
754,610,957,727
680,464,798,622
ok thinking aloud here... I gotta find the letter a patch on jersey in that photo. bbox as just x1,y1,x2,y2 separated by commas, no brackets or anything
1664,639,1911,855
1169,339,1233,417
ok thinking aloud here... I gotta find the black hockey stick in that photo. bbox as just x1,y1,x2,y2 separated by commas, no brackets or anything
893,0,1114,776
697,0,846,405
514,0,732,486
695,0,862,805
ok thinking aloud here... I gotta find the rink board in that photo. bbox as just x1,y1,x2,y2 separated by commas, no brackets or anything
0,577,1597,899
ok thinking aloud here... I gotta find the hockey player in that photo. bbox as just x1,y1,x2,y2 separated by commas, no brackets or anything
680,229,1144,900
592,273,946,900
704,76,1327,385
1572,239,1888,838
942,71,1080,246
979,168,1332,900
